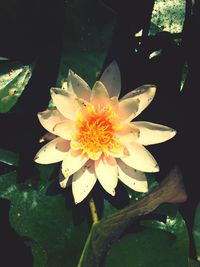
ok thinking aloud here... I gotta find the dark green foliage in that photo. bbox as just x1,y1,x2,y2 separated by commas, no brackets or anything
0,62,32,113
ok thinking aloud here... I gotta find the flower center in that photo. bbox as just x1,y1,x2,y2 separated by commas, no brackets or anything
71,104,123,160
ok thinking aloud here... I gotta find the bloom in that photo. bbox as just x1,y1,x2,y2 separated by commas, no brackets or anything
34,61,176,203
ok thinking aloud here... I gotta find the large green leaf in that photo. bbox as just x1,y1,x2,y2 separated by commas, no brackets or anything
56,0,115,87
0,165,88,267
106,207,189,267
0,61,33,113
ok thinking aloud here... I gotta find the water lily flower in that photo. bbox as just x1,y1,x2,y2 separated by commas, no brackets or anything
34,61,176,204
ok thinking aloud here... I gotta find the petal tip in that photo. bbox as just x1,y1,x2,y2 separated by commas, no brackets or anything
34,155,39,162
143,84,156,95
171,129,177,136
61,167,70,180
73,195,82,205
68,69,75,77
149,85,156,94
37,112,42,118
140,182,148,192
111,189,116,196
110,60,118,68
59,180,67,189
154,163,160,172
59,172,69,188
50,88,56,95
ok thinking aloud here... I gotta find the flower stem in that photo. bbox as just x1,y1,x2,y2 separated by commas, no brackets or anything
89,198,99,223
77,198,98,267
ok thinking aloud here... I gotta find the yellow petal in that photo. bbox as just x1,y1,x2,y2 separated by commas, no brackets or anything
68,69,91,101
100,61,121,98
121,142,159,172
34,138,70,164
72,160,97,204
133,121,176,145
117,159,148,192
121,85,156,118
95,156,118,195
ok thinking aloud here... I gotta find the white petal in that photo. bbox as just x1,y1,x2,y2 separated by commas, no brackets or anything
107,145,129,159
121,142,159,172
117,159,148,192
52,120,74,140
51,88,81,120
133,121,176,145
38,109,67,134
90,81,109,108
107,96,119,113
118,98,139,121
121,85,156,118
116,123,140,143
72,160,97,204
34,137,70,164
59,168,72,188
61,79,72,93
60,149,89,187
95,156,118,195
100,61,121,98
68,70,91,101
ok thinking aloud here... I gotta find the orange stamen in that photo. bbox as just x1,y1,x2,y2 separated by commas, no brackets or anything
72,104,123,160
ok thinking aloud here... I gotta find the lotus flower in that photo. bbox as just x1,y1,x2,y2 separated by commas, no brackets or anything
34,61,176,203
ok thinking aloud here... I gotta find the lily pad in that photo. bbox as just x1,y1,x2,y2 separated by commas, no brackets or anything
0,165,88,267
106,207,189,267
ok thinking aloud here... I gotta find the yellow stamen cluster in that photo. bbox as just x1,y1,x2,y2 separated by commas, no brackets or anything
71,104,123,160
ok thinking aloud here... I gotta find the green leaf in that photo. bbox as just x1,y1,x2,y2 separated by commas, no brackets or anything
106,209,189,267
56,0,115,87
0,148,19,166
194,203,200,262
0,61,33,113
0,165,88,267
149,0,186,35
0,171,18,199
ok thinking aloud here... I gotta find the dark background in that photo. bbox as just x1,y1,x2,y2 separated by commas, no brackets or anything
0,0,199,265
